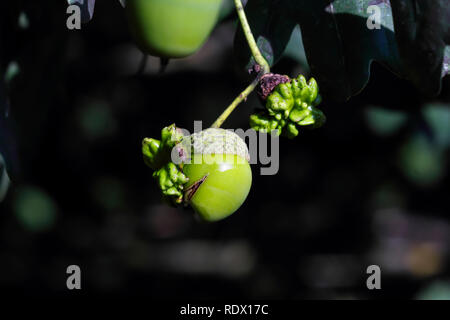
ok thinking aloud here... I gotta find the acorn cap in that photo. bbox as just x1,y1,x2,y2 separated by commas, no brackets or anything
183,128,250,162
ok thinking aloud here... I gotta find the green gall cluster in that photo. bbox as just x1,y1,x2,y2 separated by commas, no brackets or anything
142,124,188,205
153,162,189,204
250,75,326,138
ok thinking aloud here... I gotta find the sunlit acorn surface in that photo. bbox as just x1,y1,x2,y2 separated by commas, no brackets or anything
181,129,252,222
183,154,252,222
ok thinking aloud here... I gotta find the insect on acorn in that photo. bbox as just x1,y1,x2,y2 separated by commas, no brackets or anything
142,126,252,222
126,0,223,58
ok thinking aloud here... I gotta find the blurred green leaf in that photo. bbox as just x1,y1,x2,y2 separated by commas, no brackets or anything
77,100,117,140
4,61,20,86
91,177,126,211
18,12,29,29
422,104,450,150
416,281,450,300
371,183,405,209
13,186,58,232
365,106,408,136
398,133,446,187
283,25,309,71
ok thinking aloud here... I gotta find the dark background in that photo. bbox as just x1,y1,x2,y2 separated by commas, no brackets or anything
0,1,449,299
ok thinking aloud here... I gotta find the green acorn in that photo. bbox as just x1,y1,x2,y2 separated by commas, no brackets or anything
181,128,252,222
143,126,252,222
